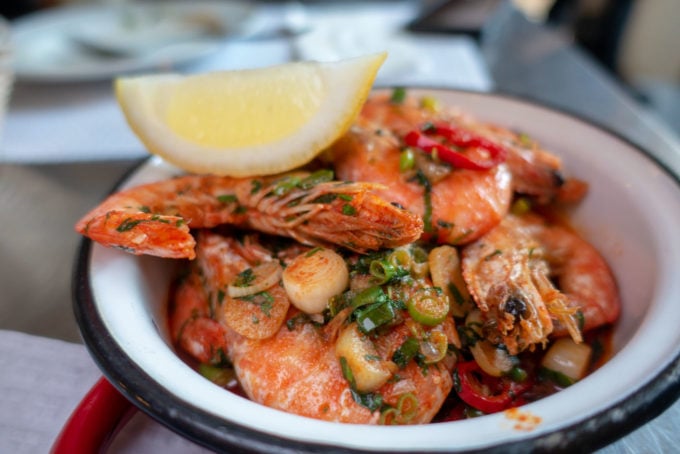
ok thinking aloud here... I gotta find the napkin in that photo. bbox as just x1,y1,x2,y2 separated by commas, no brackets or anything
0,330,208,453
293,5,492,90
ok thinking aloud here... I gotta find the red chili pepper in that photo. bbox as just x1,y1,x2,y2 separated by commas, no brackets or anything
403,123,508,170
455,361,531,414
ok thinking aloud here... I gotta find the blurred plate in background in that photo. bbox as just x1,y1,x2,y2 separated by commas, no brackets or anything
11,1,256,83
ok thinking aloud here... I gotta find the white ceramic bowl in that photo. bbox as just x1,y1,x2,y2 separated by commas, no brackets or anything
74,89,680,452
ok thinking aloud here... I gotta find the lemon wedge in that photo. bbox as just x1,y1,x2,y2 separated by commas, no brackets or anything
115,52,386,176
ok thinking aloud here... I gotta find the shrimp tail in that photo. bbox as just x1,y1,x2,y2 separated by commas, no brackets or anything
79,211,196,259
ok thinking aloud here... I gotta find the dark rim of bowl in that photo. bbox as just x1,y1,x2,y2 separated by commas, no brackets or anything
73,88,680,454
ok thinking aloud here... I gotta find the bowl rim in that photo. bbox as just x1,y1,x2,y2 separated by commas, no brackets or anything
73,87,680,453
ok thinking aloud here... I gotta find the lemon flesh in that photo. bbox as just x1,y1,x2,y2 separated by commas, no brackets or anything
164,69,325,148
115,53,386,177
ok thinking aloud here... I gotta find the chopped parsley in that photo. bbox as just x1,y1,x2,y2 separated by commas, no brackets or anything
116,218,142,232
217,194,238,204
250,180,262,194
484,249,503,261
236,291,274,316
392,337,419,369
342,204,357,216
390,87,406,104
233,268,255,287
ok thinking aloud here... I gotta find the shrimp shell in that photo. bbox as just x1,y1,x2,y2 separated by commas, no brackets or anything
462,216,554,354
332,124,513,245
75,172,424,259
462,213,620,354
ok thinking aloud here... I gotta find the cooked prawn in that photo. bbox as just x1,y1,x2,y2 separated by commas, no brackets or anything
229,316,454,424
75,170,423,259
361,93,579,203
169,267,229,365
196,231,291,340
526,216,621,336
170,230,458,424
169,230,300,365
461,213,619,354
331,120,513,245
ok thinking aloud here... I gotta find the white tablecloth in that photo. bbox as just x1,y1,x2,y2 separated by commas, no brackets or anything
1,2,492,163
0,330,209,453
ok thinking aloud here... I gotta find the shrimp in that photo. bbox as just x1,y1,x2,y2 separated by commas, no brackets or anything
171,230,458,424
229,317,454,424
330,94,583,245
449,112,588,205
196,231,291,340
527,217,621,336
169,230,301,365
461,213,619,354
169,266,229,365
75,170,423,259
331,117,513,245
456,118,566,204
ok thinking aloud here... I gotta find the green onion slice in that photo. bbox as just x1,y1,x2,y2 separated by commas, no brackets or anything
351,286,386,308
380,407,399,425
392,336,420,369
355,301,396,334
407,287,449,326
396,392,419,422
390,87,407,104
369,259,396,285
399,148,415,172
198,364,236,387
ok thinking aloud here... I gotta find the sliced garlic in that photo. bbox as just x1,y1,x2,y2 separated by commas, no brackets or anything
282,248,349,314
464,309,484,338
335,322,395,393
542,337,592,382
428,245,473,317
470,340,514,377
465,309,516,376
227,261,282,298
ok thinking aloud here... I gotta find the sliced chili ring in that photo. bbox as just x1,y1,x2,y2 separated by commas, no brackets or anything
455,361,514,414
403,122,508,170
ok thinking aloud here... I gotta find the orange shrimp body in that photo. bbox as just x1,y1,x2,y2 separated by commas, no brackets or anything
527,218,621,335
461,213,620,354
75,171,423,259
169,269,229,365
170,230,457,424
330,93,581,246
332,106,513,245
227,317,454,424
359,94,570,203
